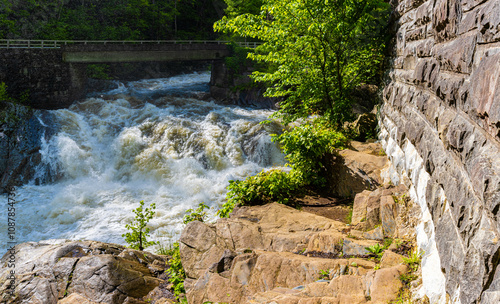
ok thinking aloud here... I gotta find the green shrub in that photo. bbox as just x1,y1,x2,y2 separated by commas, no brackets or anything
87,64,113,80
273,120,348,186
403,249,422,272
0,82,9,102
122,200,158,251
164,242,186,298
224,43,252,74
365,243,384,259
183,202,209,224
319,269,330,280
217,119,349,218
217,168,301,218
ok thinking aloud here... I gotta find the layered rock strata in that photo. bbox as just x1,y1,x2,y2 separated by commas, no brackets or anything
0,240,173,304
380,0,500,302
180,189,418,304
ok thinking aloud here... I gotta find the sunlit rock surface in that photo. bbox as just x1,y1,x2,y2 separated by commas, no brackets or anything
381,0,500,302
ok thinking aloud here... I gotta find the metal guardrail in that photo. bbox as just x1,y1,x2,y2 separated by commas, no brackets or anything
0,40,262,49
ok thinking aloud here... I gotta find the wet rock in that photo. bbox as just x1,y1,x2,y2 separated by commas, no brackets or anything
0,103,57,190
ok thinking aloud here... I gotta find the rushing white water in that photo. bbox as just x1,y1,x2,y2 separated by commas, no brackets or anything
0,72,285,251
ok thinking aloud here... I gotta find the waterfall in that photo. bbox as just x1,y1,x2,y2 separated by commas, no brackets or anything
0,71,285,251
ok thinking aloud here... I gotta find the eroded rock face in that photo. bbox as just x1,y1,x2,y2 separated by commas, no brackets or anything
0,103,57,190
180,201,415,304
0,240,168,304
381,0,500,302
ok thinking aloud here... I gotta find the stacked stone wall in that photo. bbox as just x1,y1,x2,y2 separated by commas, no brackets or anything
380,0,500,302
0,49,80,109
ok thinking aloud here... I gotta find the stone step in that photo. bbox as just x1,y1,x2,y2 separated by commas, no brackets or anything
187,249,389,304
247,264,407,304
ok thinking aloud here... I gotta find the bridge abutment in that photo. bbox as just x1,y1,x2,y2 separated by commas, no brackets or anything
0,48,76,109
0,42,230,109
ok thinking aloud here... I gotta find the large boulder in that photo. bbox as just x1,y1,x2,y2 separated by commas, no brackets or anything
328,141,390,198
0,240,168,304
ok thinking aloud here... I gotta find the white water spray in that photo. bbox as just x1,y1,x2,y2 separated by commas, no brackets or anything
0,72,284,251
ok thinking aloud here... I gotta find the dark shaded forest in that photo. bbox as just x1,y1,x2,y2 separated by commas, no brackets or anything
0,0,227,40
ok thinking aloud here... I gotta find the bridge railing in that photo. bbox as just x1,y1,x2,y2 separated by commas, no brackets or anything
0,39,262,49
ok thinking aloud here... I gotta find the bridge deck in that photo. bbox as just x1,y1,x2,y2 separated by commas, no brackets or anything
0,39,261,49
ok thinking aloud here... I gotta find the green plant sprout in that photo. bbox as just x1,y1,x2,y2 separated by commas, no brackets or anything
403,249,423,272
319,269,330,280
183,202,209,224
365,243,384,259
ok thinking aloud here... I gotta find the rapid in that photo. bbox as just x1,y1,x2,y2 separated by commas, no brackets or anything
0,71,285,251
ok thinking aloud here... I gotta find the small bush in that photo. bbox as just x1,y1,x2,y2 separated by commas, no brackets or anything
365,243,384,259
164,242,186,298
319,269,330,280
218,168,301,218
122,200,158,251
225,43,251,73
273,120,348,186
403,249,422,272
183,202,209,224
87,64,113,80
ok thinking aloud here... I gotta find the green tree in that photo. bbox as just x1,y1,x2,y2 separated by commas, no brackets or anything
0,0,15,38
223,0,263,18
122,200,158,251
214,0,390,126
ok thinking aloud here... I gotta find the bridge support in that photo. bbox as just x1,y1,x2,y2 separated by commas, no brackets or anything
0,43,231,109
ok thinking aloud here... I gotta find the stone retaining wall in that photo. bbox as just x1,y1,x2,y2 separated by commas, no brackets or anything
380,0,500,302
0,44,228,109
0,49,81,109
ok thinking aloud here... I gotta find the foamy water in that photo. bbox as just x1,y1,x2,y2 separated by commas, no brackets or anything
0,72,284,251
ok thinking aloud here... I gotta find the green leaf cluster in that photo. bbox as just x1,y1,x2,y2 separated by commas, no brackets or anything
218,168,301,217
274,119,348,186
365,243,384,259
183,202,209,224
223,0,263,18
164,242,186,298
403,249,422,272
122,200,158,251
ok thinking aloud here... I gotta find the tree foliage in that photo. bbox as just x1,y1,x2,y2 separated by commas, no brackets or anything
215,0,390,126
274,119,348,186
223,0,263,18
122,200,158,251
218,120,348,217
0,0,223,40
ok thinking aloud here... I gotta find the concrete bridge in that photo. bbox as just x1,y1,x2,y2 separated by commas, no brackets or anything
0,40,260,108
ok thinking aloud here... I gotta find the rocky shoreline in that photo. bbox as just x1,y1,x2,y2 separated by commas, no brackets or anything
0,141,427,304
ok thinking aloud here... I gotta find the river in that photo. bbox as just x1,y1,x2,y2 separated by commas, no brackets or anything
0,71,285,251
